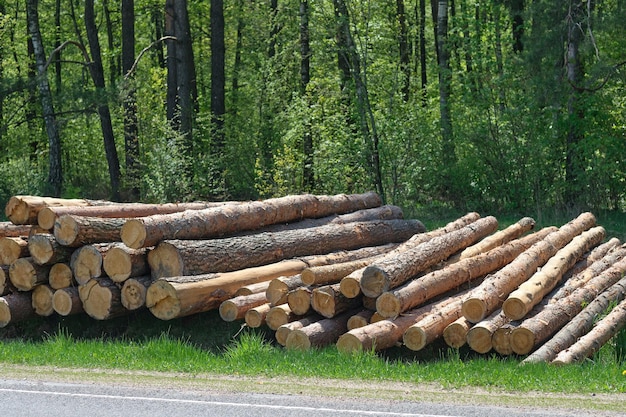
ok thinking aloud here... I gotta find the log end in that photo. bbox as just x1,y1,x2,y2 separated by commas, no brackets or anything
71,246,103,285
285,330,311,350
403,325,427,351
443,321,469,349
347,311,373,330
492,327,514,356
37,207,57,230
0,237,26,265
147,243,183,279
54,215,79,246
336,332,363,353
461,297,488,323
510,327,536,355
339,276,362,299
52,289,76,316
32,285,54,316
146,280,181,320
245,305,269,329
5,196,30,225
266,305,292,330
0,297,11,327
287,288,312,316
49,263,74,290
311,288,335,319
9,258,36,291
360,266,388,298
78,280,113,320
375,292,401,319
466,326,494,354
103,246,132,283
300,269,316,286
121,280,148,311
502,296,529,321
28,235,54,265
218,300,240,322
120,219,147,249
275,324,292,346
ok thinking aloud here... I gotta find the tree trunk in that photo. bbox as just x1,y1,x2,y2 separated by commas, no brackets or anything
443,316,472,349
301,256,382,287
0,237,29,265
244,303,272,329
503,226,605,320
461,212,596,323
466,309,509,354
347,309,375,330
396,0,411,101
0,222,32,237
0,266,15,296
54,215,126,247
234,280,271,297
48,263,74,290
102,245,149,283
0,292,37,327
121,275,153,310
460,217,535,259
70,243,117,285
287,286,313,316
102,0,117,86
52,286,83,316
121,192,382,249
266,304,299,330
175,0,196,152
5,195,112,226
311,283,362,319
31,283,54,316
27,233,74,265
210,0,225,167
418,0,427,104
219,292,268,322
9,257,51,291
300,0,314,190
360,216,498,298
165,0,177,125
148,219,423,278
79,277,127,320
275,314,322,346
266,275,303,306
286,308,358,350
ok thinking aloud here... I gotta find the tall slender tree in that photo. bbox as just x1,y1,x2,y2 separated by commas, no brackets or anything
210,0,225,192
122,0,140,200
300,0,313,190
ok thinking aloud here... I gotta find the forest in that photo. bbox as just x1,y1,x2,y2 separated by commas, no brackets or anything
0,0,624,215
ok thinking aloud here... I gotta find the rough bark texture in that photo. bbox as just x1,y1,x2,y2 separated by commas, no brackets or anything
121,275,153,310
121,192,383,249
5,196,99,225
286,309,358,350
48,263,74,289
218,291,267,322
9,257,51,291
460,216,535,259
28,233,74,265
0,236,29,265
102,244,150,283
0,221,34,237
311,283,362,318
561,237,620,280
78,277,127,320
0,292,36,327
54,215,126,247
31,284,54,316
52,287,84,316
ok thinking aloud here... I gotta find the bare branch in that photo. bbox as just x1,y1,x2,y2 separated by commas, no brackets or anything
43,40,91,72
124,36,177,79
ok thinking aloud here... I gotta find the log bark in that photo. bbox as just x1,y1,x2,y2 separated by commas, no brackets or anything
509,256,626,355
0,292,37,327
285,308,358,350
266,275,303,306
0,221,33,237
551,297,626,365
347,309,375,330
70,243,116,285
78,277,127,320
0,236,29,265
561,237,620,280
121,275,153,310
219,291,268,322
466,309,509,354
360,216,498,298
522,276,626,364
301,256,382,286
147,219,424,279
5,195,108,225
503,226,605,320
234,280,271,297
462,212,596,323
266,304,300,330
54,215,126,247
244,303,272,328
460,217,535,259
311,283,362,318
443,316,472,349
31,283,54,316
287,286,313,315
375,228,553,318
48,263,74,289
122,192,383,249
102,244,150,283
28,233,74,265
9,257,51,291
52,287,84,316
275,314,323,346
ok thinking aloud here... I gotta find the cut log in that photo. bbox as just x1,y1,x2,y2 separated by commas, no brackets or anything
244,303,272,328
360,216,498,298
375,228,553,318
54,215,126,247
522,275,626,364
102,244,150,283
48,263,74,289
462,212,596,323
234,280,271,297
460,217,535,259
503,226,606,320
265,304,299,330
266,275,303,306
147,219,425,279
0,266,16,296
0,292,37,327
5,195,108,225
52,287,84,316
0,221,34,237
0,236,29,265
301,256,381,287
466,310,509,354
219,292,268,322
561,237,620,280
491,323,516,355
31,283,54,316
28,233,75,265
287,286,313,316
9,257,51,291
551,297,626,365
121,192,383,249
443,316,472,349
509,255,626,355
78,277,127,320
121,275,154,310
275,314,323,346
285,309,358,350
37,201,231,230
347,309,375,330
339,212,481,299
311,283,362,318
70,243,116,285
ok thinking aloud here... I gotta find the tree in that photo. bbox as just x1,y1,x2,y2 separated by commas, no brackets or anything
300,0,313,190
210,0,225,175
122,0,140,200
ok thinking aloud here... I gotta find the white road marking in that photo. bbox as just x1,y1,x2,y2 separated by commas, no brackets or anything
0,387,460,417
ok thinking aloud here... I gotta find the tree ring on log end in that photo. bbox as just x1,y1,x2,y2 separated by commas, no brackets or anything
0,298,11,327
461,298,488,323
360,266,388,298
375,292,402,319
403,326,427,351
502,297,528,321
54,215,79,246
336,333,363,353
339,276,361,298
120,219,147,249
285,330,311,350
466,327,493,354
52,290,73,316
510,327,536,355
146,280,181,320
147,243,184,279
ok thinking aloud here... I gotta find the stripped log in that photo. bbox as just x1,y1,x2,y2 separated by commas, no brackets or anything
347,309,375,330
219,292,268,322
339,213,482,299
244,303,272,328
52,287,84,316
460,217,535,259
70,243,116,285
503,226,606,320
78,277,127,320
443,316,472,349
509,255,626,355
265,304,299,330
552,297,626,365
48,263,74,289
561,237,620,280
522,276,626,364
360,216,498,298
102,245,149,283
0,221,33,237
31,284,54,316
147,219,425,279
9,257,51,291
466,310,509,354
121,192,383,249
286,309,358,350
28,233,74,265
5,195,109,225
461,212,596,323
235,280,271,297
287,286,313,315
311,283,362,318
266,275,303,306
275,314,323,346
301,256,381,287
0,266,16,296
121,275,153,310
0,237,29,265
376,228,553,318
54,215,126,247
0,292,37,327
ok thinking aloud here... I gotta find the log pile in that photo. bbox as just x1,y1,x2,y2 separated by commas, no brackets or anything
1,193,626,365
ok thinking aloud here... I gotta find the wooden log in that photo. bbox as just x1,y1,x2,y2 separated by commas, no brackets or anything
31,283,54,316
287,286,313,315
48,263,74,289
492,323,516,355
311,283,362,318
301,256,381,287
234,280,271,297
503,226,606,321
460,217,535,259
522,276,626,364
102,244,150,283
551,297,626,365
509,256,626,355
54,215,126,247
9,257,51,291
28,233,74,265
561,237,620,280
70,243,116,285
443,316,472,349
244,303,272,328
121,192,383,249
5,195,109,225
78,277,127,320
0,292,37,327
52,287,84,316
37,201,231,230
121,275,154,310
0,221,33,237
360,216,499,298
285,309,358,350
466,310,509,354
265,304,299,330
266,275,303,306
0,266,16,296
462,212,596,323
375,228,553,318
347,309,375,330
219,292,268,322
147,219,424,279
275,314,323,346
0,236,29,265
